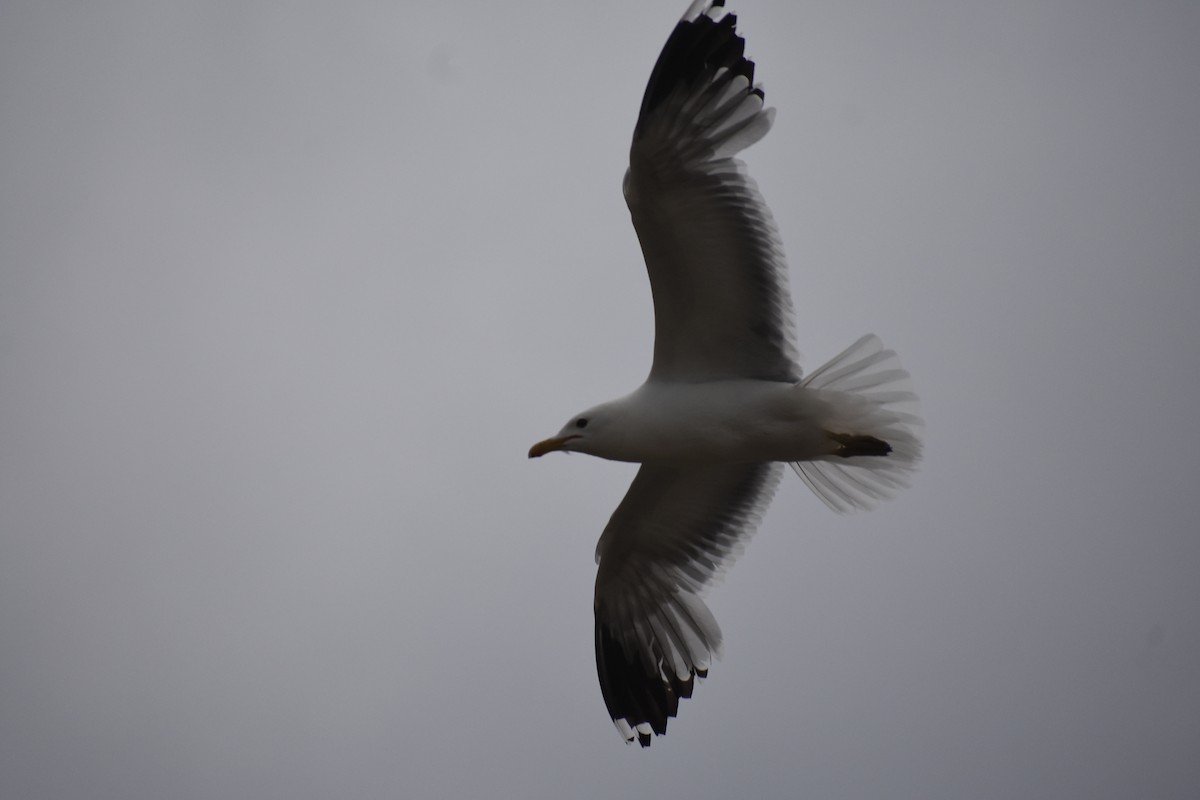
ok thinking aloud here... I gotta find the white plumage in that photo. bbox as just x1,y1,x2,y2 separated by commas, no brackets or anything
529,0,922,747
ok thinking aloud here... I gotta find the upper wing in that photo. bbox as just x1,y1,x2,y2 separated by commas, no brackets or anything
593,461,781,746
625,1,799,382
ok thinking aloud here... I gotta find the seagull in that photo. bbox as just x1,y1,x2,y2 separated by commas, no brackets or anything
529,0,922,748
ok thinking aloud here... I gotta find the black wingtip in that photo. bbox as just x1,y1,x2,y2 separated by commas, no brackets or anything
634,3,759,140
595,615,706,747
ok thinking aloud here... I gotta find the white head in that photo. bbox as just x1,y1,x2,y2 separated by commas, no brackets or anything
528,401,622,459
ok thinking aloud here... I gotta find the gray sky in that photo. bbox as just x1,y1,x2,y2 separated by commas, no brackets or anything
2,1,1198,797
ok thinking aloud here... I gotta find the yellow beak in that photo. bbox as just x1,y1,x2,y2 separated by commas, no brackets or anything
528,435,578,458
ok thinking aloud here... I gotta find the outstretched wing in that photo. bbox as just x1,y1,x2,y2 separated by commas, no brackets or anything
625,0,799,383
593,461,781,746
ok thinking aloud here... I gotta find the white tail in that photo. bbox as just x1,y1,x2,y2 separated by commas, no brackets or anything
792,334,923,513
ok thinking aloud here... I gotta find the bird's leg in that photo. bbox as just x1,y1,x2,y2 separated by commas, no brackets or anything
828,432,892,458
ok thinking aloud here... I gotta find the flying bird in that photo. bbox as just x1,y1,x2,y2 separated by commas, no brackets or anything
529,0,922,747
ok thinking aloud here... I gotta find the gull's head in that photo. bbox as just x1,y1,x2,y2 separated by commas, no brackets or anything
529,403,617,459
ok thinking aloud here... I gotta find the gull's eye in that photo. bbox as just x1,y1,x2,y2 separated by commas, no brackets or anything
575,418,588,429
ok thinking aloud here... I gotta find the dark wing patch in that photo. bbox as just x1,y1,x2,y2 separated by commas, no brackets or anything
595,622,694,747
634,1,755,141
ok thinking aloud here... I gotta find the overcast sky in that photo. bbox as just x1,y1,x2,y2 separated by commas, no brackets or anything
2,1,1198,798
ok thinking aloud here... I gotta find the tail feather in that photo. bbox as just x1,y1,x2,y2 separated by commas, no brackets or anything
793,334,923,513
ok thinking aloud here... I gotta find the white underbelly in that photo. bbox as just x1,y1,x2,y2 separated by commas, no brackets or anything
611,381,837,463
